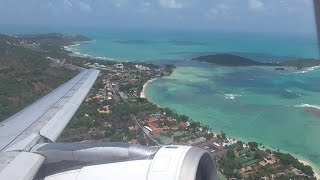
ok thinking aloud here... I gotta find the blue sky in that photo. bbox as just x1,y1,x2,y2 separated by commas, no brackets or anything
0,0,316,33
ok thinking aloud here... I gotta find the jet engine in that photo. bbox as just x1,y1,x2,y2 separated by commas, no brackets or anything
32,142,218,180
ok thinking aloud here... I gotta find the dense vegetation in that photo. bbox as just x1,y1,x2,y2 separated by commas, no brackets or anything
275,152,314,176
0,34,79,121
18,33,91,50
193,54,266,66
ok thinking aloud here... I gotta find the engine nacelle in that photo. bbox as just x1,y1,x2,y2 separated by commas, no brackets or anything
33,143,218,180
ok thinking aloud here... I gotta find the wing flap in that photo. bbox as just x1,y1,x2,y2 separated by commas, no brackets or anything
0,152,44,180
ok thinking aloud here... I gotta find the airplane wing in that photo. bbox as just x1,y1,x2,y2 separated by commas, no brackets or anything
0,68,100,179
0,68,218,180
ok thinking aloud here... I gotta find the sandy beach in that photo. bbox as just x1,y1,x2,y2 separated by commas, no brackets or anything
140,78,158,98
141,76,320,179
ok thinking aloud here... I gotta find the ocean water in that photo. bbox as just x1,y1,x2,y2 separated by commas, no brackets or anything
69,29,320,172
2,27,319,172
73,31,320,172
146,65,320,171
68,29,318,61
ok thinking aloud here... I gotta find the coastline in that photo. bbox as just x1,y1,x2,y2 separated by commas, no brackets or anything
141,70,320,179
64,41,131,62
63,40,97,59
221,132,320,179
299,160,320,179
63,39,320,179
140,78,159,98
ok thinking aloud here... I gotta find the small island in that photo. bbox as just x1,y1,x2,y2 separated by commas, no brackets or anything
192,54,267,66
193,53,320,70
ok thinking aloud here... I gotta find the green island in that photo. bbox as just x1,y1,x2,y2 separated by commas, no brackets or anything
0,33,317,179
193,53,320,70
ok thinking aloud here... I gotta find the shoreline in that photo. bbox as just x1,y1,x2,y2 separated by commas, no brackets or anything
299,160,320,179
64,40,320,179
140,78,159,98
141,70,320,179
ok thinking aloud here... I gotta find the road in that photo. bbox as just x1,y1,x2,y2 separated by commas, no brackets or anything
130,114,159,146
106,78,120,103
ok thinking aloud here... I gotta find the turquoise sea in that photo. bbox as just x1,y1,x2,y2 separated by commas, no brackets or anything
1,27,320,173
69,29,320,173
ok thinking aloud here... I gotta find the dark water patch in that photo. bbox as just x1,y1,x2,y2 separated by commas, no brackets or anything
162,51,195,55
213,68,275,87
168,40,205,46
308,154,320,164
210,67,320,99
194,85,217,94
214,78,291,100
292,82,320,93
113,40,154,45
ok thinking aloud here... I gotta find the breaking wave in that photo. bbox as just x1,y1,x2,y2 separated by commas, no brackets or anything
63,43,128,62
225,94,242,100
294,104,320,110
293,66,320,74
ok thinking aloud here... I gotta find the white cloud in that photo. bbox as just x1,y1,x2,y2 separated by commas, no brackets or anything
48,2,54,7
78,1,92,12
109,0,128,8
205,8,219,18
248,0,265,11
64,0,73,7
206,3,231,18
159,0,183,9
209,8,219,15
137,2,152,13
217,4,230,11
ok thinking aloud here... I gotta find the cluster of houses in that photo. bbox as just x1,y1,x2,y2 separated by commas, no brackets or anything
84,62,108,69
140,113,229,157
19,41,41,51
143,117,184,134
86,84,114,102
85,62,150,72
47,57,66,67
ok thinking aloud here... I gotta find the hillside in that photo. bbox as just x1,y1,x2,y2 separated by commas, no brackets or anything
193,54,320,69
0,34,80,121
192,54,267,66
17,33,91,50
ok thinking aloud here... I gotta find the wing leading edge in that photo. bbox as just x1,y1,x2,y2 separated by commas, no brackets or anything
0,68,100,180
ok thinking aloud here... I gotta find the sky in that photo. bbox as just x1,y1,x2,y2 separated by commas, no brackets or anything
0,0,316,33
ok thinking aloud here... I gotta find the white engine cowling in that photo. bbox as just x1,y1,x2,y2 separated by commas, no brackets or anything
38,145,218,180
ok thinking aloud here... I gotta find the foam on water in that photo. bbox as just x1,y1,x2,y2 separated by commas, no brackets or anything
294,104,320,110
285,89,302,97
64,44,129,62
224,94,242,100
293,65,320,74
